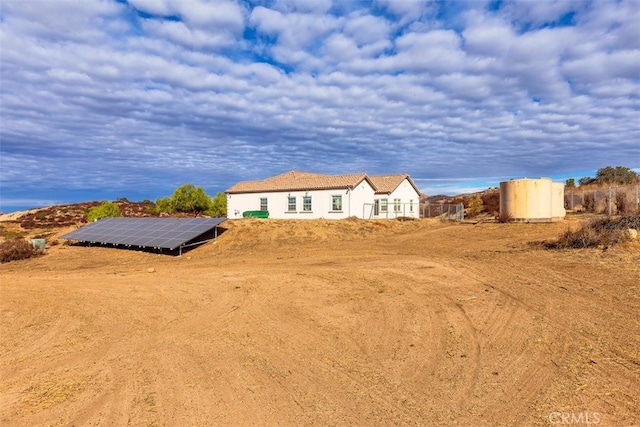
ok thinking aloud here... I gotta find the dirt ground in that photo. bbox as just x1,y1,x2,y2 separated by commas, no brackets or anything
1,217,639,426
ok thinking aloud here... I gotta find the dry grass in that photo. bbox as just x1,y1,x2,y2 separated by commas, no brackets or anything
546,213,640,249
0,238,43,263
497,211,513,223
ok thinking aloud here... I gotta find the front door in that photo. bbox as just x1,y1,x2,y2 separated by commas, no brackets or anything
373,199,379,216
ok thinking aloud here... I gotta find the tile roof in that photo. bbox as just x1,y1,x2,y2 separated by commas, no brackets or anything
369,174,422,195
225,171,373,194
369,174,408,194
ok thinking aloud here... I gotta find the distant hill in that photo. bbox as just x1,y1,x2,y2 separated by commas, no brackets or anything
417,188,500,218
1,200,158,229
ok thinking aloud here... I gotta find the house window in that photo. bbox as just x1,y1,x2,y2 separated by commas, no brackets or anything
288,196,296,212
332,195,342,211
303,196,312,211
394,198,401,212
260,197,268,211
380,199,388,212
410,199,414,212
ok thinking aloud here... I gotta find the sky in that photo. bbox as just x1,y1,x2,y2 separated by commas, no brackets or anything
1,0,639,213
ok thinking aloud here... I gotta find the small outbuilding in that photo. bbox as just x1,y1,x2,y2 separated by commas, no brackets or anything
500,177,565,222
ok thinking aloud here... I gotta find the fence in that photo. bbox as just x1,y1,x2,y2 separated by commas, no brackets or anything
565,184,640,215
420,203,464,221
362,202,421,219
363,202,464,220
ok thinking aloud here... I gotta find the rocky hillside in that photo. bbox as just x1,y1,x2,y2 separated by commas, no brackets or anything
426,188,501,216
2,200,157,229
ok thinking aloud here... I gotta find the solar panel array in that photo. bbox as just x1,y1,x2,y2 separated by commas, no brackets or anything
60,217,226,250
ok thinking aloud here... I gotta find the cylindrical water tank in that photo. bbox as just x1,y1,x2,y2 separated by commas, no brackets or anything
500,178,555,221
551,182,566,220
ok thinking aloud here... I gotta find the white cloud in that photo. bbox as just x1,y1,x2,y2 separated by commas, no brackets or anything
250,6,339,50
500,0,585,28
0,0,638,209
173,0,245,30
126,0,174,16
391,30,465,74
462,16,515,58
343,13,392,46
562,50,640,83
127,0,245,29
273,0,333,14
322,33,359,62
1,0,120,42
141,19,237,48
376,0,433,22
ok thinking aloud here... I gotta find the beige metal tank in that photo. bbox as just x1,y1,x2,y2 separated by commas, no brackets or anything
500,177,555,221
551,182,566,220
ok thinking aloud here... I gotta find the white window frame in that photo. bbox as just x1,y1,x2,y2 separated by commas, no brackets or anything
260,197,268,211
380,199,388,212
287,196,296,212
394,198,401,213
331,195,342,211
303,195,312,211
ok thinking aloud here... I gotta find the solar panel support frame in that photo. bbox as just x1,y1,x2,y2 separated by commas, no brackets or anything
178,222,219,256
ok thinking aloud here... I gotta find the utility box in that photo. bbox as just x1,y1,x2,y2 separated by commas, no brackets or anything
30,239,46,251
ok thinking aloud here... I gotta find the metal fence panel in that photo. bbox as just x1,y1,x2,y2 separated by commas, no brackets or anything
565,184,640,214
420,203,464,220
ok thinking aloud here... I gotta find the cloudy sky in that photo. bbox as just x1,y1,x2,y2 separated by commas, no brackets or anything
1,0,639,212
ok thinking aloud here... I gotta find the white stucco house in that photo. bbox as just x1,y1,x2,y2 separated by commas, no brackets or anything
225,171,422,219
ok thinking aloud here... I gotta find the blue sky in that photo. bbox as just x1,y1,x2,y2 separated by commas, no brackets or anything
1,0,639,212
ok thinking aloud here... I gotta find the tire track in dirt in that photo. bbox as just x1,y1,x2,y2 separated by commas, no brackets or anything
218,271,428,424
434,248,639,426
290,257,484,422
375,255,569,426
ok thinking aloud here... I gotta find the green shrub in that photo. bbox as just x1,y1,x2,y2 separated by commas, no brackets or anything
205,192,227,217
467,196,484,217
155,184,227,216
87,201,122,222
154,197,174,214
171,184,211,214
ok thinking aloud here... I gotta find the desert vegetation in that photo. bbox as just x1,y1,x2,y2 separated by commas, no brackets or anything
154,184,226,217
573,165,639,187
546,213,640,249
86,201,122,222
0,238,44,263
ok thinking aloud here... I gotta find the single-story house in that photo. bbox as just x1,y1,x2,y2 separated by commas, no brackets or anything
225,171,422,219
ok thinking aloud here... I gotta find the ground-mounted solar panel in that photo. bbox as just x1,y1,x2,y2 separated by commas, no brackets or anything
60,217,226,252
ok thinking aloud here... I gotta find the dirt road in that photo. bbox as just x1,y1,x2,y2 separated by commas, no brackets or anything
1,218,639,426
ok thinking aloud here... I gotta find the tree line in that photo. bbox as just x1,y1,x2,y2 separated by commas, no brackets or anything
565,166,638,188
154,184,226,217
87,184,226,221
